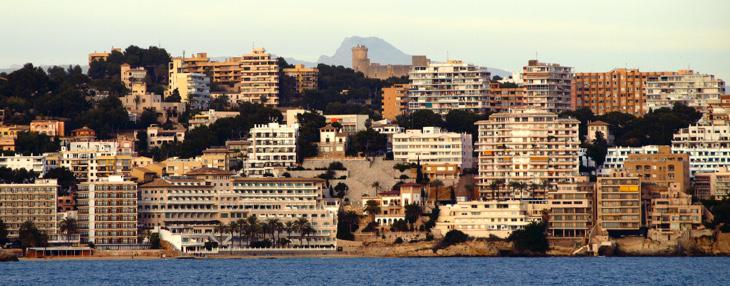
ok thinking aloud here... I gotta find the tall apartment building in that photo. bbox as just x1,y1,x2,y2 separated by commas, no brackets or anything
571,69,673,116
0,179,58,239
168,71,211,110
239,48,279,106
646,70,726,111
522,60,573,113
407,60,490,116
231,178,338,247
381,84,410,121
60,141,132,181
283,64,318,94
392,127,473,169
244,122,298,177
434,200,536,239
671,122,730,175
169,53,242,92
30,120,65,137
78,176,138,245
487,82,528,112
623,146,690,192
547,180,595,239
596,173,642,234
476,109,581,199
138,177,218,233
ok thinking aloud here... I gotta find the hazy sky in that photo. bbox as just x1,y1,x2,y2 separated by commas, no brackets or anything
2,0,729,79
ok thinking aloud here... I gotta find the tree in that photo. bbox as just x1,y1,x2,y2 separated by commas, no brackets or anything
393,163,413,173
137,108,159,129
296,112,326,161
444,109,487,142
396,110,444,130
404,204,422,230
0,167,37,184
74,96,132,139
586,131,609,166
59,217,78,242
391,219,409,232
210,95,229,111
149,232,161,249
434,230,469,250
347,129,387,156
509,221,549,253
337,210,359,240
423,206,440,231
333,182,349,198
18,220,48,250
371,181,382,193
364,200,381,218
328,161,346,171
43,167,77,195
165,89,182,102
0,219,8,246
13,131,60,155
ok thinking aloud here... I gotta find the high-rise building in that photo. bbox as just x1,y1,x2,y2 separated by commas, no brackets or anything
244,123,298,177
283,64,318,94
392,127,473,169
694,167,730,200
648,184,703,239
571,69,674,116
0,179,58,239
601,145,663,175
78,176,138,245
239,48,279,106
646,70,726,111
168,71,211,110
596,173,642,234
381,84,410,121
476,109,580,200
60,141,132,182
522,60,573,113
547,180,595,239
671,122,730,175
407,60,490,116
138,177,219,233
487,82,528,112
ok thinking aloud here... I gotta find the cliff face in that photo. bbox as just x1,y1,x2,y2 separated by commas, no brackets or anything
349,240,510,257
613,232,730,256
0,250,19,262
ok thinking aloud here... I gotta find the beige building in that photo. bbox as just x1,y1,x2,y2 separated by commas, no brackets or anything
623,146,690,192
648,185,703,238
30,120,65,137
120,92,186,123
317,124,347,158
324,114,369,134
646,70,726,111
78,176,138,245
88,48,121,64
407,60,490,115
245,122,298,177
381,84,410,121
586,120,612,144
547,180,595,239
0,179,58,239
169,53,241,92
694,167,730,200
522,60,573,113
239,48,279,106
146,125,186,148
189,109,240,129
434,200,537,239
283,64,318,94
0,125,29,151
596,173,642,233
352,44,428,80
487,82,528,112
138,177,218,233
392,127,473,169
60,141,132,182
476,109,581,200
168,72,211,110
120,63,147,92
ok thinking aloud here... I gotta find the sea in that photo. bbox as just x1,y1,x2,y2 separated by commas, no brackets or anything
2,257,729,285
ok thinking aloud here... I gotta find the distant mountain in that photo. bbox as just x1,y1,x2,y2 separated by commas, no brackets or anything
0,64,88,74
317,36,412,67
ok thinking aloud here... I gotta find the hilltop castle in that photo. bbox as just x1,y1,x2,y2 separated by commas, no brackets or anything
351,44,429,80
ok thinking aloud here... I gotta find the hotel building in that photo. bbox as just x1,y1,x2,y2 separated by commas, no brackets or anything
476,109,580,199
406,60,490,116
78,176,138,246
244,123,298,177
522,60,573,113
547,180,595,239
0,179,58,239
434,200,536,239
596,173,642,234
138,177,219,233
392,127,473,169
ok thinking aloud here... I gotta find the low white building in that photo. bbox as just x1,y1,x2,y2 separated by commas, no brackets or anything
392,127,473,169
601,145,662,175
189,109,240,129
146,125,186,148
672,123,730,176
0,153,50,175
244,122,298,177
434,200,537,239
324,114,369,134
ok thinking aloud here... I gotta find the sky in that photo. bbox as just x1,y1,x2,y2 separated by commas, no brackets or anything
1,0,729,79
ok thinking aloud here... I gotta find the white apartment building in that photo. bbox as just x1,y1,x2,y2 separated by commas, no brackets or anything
189,109,240,129
0,153,50,175
146,125,186,148
646,70,726,111
60,141,132,181
244,122,298,177
600,145,662,175
230,178,338,247
434,200,537,239
77,176,138,246
392,127,473,169
239,48,279,106
406,60,490,115
168,71,211,110
522,60,573,113
672,122,730,176
476,109,580,199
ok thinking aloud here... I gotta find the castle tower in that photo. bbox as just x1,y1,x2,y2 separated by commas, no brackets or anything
351,44,370,75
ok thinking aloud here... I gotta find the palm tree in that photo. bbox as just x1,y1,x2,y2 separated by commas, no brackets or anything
293,218,309,246
371,181,383,194
215,222,228,245
246,215,259,245
364,200,381,219
301,223,315,247
228,221,239,247
59,217,78,243
267,219,281,243
236,218,248,247
284,221,294,243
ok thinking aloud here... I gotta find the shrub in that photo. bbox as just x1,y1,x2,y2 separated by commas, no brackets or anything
391,219,409,232
328,161,346,171
394,237,404,244
508,221,549,253
434,230,469,250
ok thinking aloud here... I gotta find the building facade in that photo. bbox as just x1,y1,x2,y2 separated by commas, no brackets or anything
244,123,298,177
623,146,690,192
239,48,279,106
646,70,725,111
694,167,730,200
547,181,595,239
30,120,65,137
671,123,730,175
381,84,410,121
407,60,490,116
392,127,473,169
522,60,573,113
0,179,58,239
596,173,642,234
434,200,536,239
283,64,318,94
487,83,528,112
78,176,138,245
